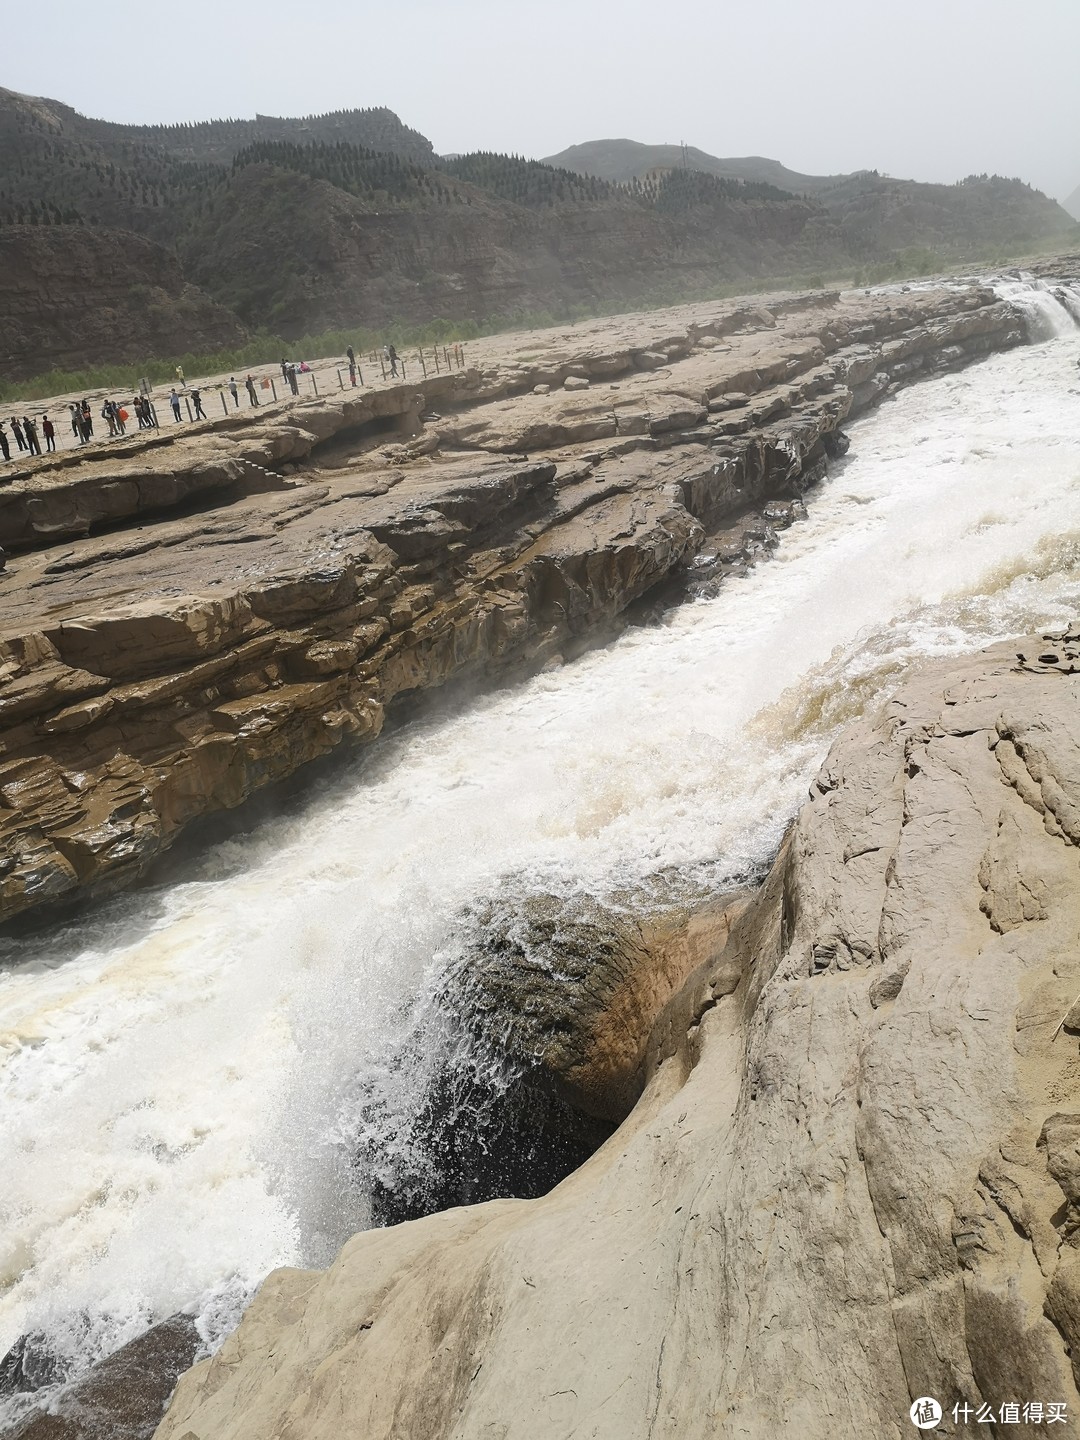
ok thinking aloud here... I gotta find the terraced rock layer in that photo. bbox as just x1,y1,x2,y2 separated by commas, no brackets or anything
0,285,1024,924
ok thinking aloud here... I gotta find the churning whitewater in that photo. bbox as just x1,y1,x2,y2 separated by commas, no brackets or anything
2,286,1080,1408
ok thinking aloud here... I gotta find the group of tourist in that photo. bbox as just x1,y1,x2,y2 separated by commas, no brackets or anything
66,397,159,442
0,395,158,463
0,371,286,461
279,356,314,396
169,388,208,422
0,341,411,466
0,415,47,458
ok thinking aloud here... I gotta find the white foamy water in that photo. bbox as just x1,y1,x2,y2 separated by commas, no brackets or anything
2,295,1080,1405
993,273,1080,340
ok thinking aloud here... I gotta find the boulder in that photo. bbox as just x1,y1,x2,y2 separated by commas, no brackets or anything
7,1316,201,1440
439,884,750,1123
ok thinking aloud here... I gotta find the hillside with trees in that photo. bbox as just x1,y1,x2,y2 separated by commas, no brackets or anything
0,86,1076,379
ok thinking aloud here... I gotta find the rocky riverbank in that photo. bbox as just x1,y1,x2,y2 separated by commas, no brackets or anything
0,282,1031,926
153,630,1080,1440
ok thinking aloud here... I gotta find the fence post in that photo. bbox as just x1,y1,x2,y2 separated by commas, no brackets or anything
443,346,451,370
311,373,319,395
418,350,427,378
400,360,407,381
357,364,364,387
270,377,278,401
379,355,387,381
433,347,440,374
337,369,344,390
220,391,228,416
184,396,193,422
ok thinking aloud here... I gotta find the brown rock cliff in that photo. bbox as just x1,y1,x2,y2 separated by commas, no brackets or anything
0,285,1024,926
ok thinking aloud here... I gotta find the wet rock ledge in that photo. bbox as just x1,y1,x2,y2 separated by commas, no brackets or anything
0,284,1024,923
154,632,1080,1439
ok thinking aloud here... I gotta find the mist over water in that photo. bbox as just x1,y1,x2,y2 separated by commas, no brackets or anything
2,286,1080,1409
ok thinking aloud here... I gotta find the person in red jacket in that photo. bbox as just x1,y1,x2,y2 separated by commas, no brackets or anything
41,415,56,453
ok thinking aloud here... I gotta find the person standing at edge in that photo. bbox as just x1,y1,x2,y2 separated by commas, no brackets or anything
10,417,26,452
170,389,183,422
245,375,259,406
22,416,41,456
287,364,299,397
280,356,289,383
191,388,207,420
386,343,400,378
41,415,55,453
80,400,93,439
0,422,10,461
175,364,185,386
346,345,357,386
69,404,80,441
102,400,117,437
229,376,239,408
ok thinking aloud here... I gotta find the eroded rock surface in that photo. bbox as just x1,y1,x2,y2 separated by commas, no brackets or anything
155,635,1080,1439
0,285,1025,923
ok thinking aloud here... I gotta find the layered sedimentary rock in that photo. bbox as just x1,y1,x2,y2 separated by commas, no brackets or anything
0,285,1024,924
155,632,1080,1440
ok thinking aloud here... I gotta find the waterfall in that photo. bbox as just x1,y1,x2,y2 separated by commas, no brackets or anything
994,272,1080,340
3,306,1080,1422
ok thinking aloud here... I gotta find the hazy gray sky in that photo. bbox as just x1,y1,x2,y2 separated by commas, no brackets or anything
13,0,1080,200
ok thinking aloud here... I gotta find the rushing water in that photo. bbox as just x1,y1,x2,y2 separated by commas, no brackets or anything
2,281,1080,1410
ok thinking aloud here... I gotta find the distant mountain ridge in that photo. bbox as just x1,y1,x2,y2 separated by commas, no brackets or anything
1,86,435,166
541,139,847,193
0,86,1076,381
1064,183,1080,221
